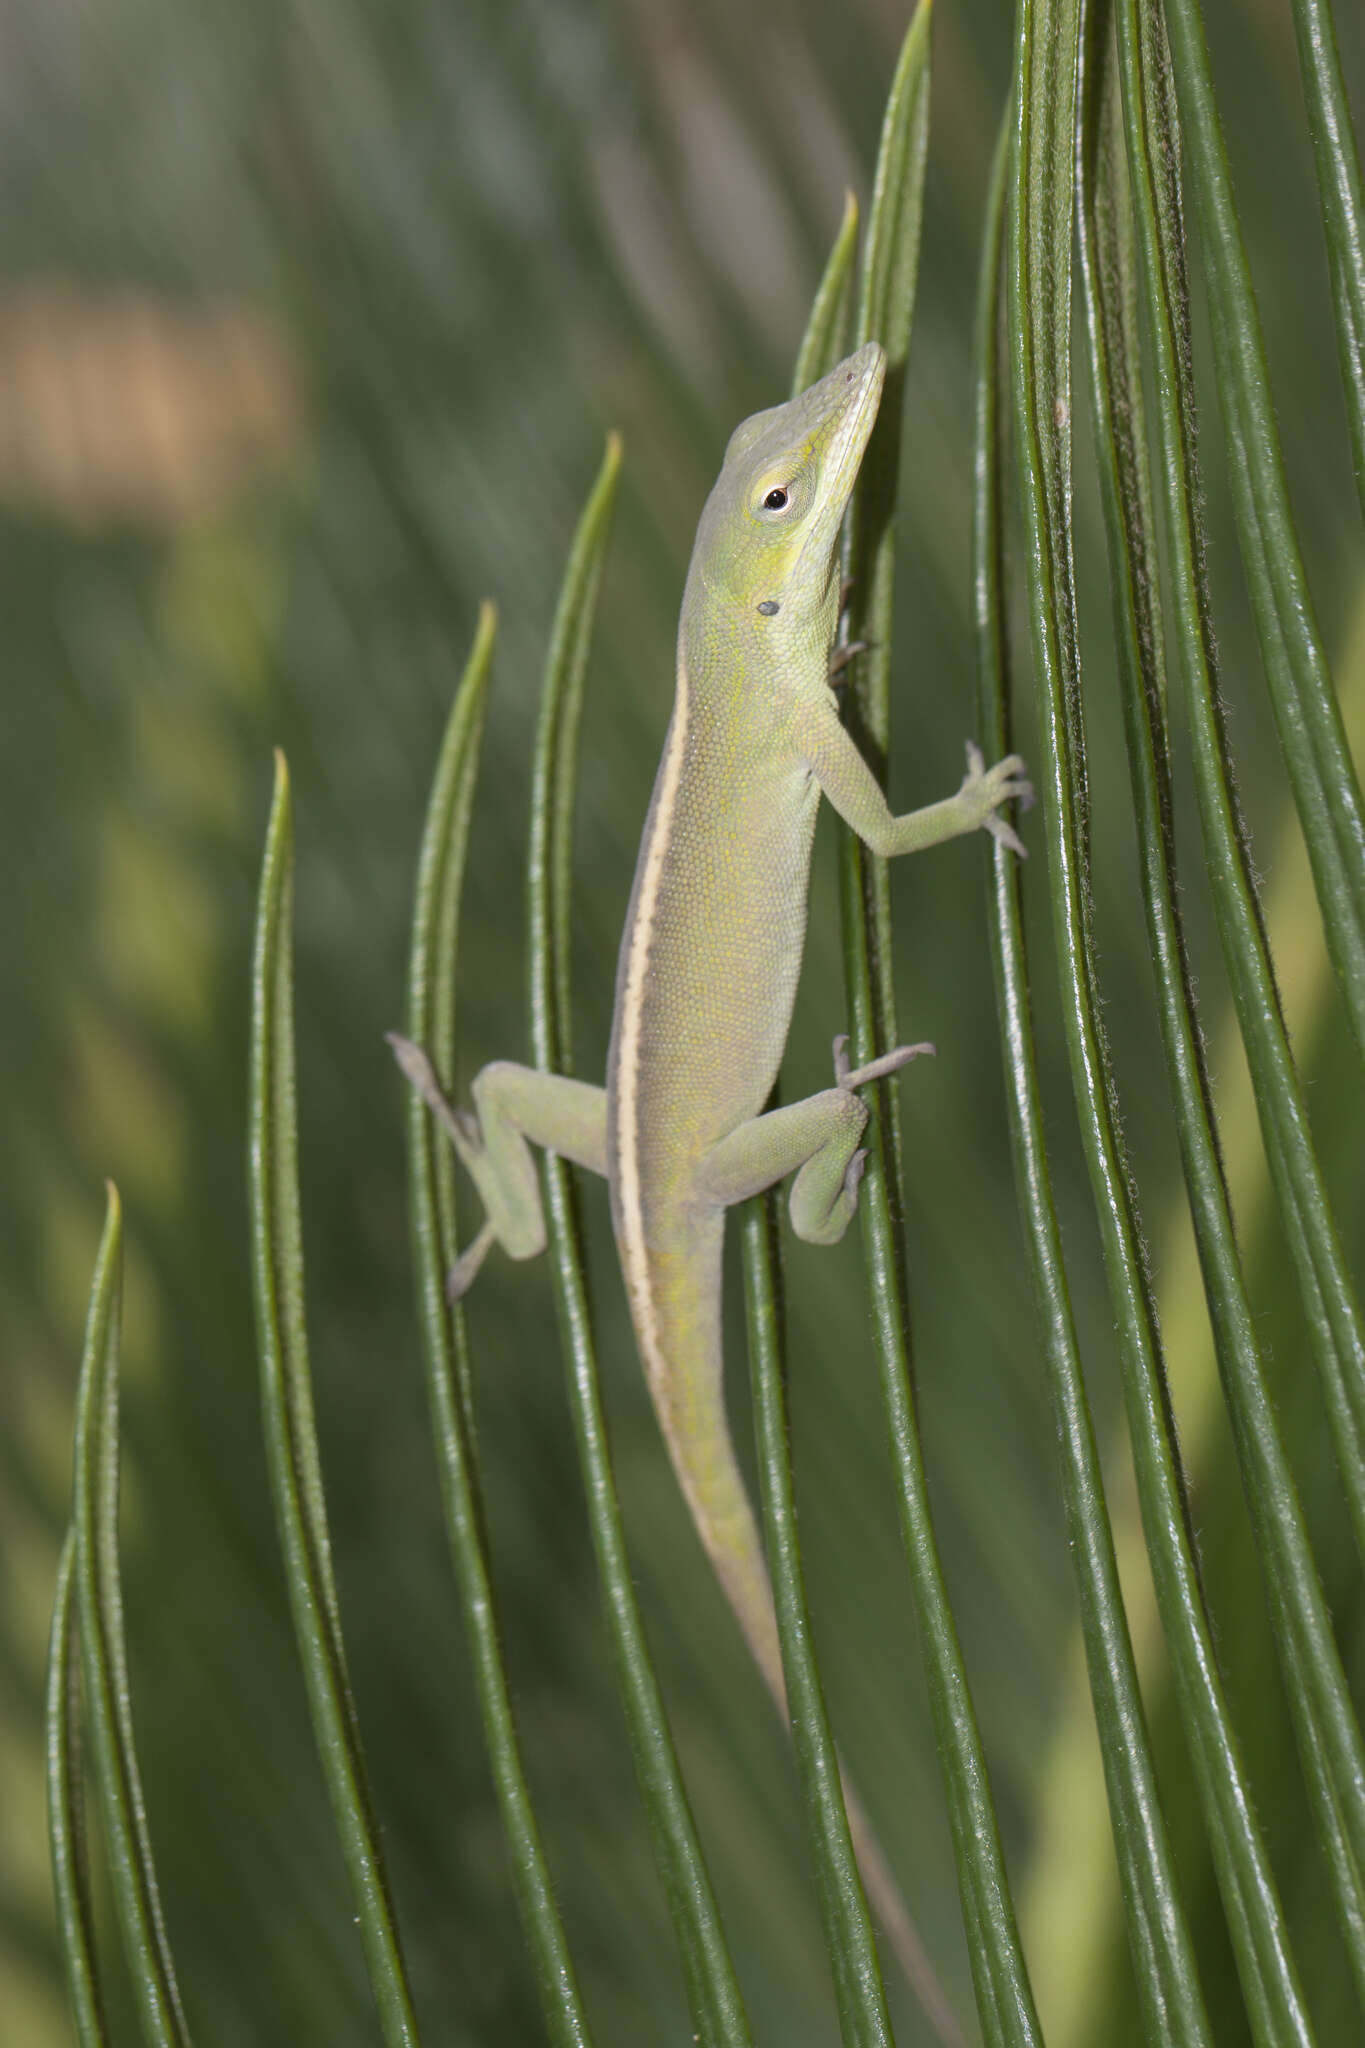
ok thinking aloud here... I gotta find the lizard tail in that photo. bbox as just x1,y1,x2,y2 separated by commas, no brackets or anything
638,1223,965,2047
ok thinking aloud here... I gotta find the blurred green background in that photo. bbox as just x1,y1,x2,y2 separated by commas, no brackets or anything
3,0,1364,2041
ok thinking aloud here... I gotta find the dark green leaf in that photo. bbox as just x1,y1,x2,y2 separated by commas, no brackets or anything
832,7,1043,2042
1160,0,1365,1066
738,181,963,2048
983,70,1212,2040
1115,0,1365,1565
526,440,753,2048
1079,0,1365,2010
740,1195,904,2048
72,1185,192,2048
249,754,424,2048
1011,0,1317,2035
46,1527,110,2048
792,190,860,400
1287,0,1365,526
399,610,596,2048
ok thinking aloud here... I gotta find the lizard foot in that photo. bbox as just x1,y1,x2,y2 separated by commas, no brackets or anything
832,1032,936,1092
387,1032,483,1168
827,637,870,681
960,740,1034,859
388,1032,505,1297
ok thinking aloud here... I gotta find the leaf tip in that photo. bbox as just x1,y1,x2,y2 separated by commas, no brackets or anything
267,750,294,850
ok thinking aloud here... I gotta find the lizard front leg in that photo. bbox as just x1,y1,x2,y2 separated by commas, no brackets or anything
798,695,1033,861
388,1035,606,1295
698,1035,933,1245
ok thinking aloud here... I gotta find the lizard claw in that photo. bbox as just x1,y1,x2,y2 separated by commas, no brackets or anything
984,811,1029,860
844,1147,869,1202
833,1034,935,1091
446,1219,498,1302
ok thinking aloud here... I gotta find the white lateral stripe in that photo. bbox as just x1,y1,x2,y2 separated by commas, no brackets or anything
616,657,690,1385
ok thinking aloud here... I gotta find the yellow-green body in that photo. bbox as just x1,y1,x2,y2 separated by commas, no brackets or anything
391,341,1029,2018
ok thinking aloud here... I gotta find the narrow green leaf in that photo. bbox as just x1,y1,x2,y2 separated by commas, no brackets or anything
527,439,752,2048
1010,0,1316,2038
836,854,1042,2048
739,1197,898,2048
829,9,1043,2043
46,1526,110,2048
534,438,624,1082
849,0,934,751
792,190,860,400
1159,0,1365,1066
1080,2,1365,2009
248,753,423,2048
980,87,1212,2045
400,609,595,2048
842,0,935,1193
1287,0,1365,526
1114,0,1365,1564
72,1184,192,2048
732,190,963,2048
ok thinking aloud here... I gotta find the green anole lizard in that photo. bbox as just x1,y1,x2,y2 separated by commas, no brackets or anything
391,341,1029,2026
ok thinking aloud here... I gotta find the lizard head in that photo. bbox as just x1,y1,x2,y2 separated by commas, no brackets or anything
687,341,886,650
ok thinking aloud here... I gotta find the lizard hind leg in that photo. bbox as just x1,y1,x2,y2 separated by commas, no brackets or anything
784,1033,935,1247
387,1034,609,1287
699,1034,935,1251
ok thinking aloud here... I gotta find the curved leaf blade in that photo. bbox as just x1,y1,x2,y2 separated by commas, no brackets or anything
981,82,1212,2045
46,1527,110,2048
400,609,596,2048
832,9,1043,2042
249,753,423,2048
1114,0,1365,1562
1011,0,1316,2036
1288,0,1365,525
848,0,934,752
1159,0,1365,1065
739,1196,906,2048
72,1184,192,2048
526,437,753,2048
793,189,860,401
1079,3,1365,2009
734,190,963,2048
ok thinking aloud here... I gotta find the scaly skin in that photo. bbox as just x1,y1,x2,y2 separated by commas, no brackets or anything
391,342,1029,2040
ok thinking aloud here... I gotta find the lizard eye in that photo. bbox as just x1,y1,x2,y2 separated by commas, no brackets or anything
762,486,790,511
